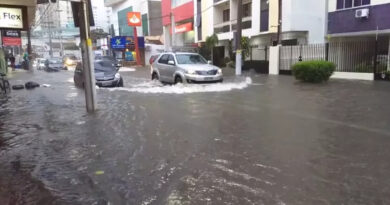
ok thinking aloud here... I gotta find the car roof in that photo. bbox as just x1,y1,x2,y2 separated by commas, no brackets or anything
160,52,199,55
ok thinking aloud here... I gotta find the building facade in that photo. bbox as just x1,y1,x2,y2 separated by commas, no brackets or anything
197,0,327,60
105,0,163,38
161,0,195,50
92,0,112,33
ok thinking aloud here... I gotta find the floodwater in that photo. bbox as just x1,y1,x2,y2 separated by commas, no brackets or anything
1,68,390,205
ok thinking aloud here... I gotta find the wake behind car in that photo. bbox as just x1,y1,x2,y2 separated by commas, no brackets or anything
74,60,123,88
44,58,66,72
151,52,223,84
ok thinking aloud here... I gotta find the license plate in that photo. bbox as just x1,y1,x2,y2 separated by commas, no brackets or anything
102,81,112,86
204,77,213,80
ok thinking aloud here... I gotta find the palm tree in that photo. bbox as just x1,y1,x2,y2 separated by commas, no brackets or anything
205,34,219,64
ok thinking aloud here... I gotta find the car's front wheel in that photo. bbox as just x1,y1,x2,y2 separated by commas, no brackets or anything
174,75,183,84
152,72,159,81
118,77,124,87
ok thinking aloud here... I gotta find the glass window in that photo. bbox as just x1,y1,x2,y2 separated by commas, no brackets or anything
243,3,252,17
223,9,230,22
176,54,207,64
337,0,370,10
168,55,175,64
158,54,169,64
261,0,269,11
95,60,116,72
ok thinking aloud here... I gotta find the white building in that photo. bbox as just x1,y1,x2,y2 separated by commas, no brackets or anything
92,0,112,32
197,0,327,60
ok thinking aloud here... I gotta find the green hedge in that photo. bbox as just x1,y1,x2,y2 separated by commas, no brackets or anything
292,60,336,83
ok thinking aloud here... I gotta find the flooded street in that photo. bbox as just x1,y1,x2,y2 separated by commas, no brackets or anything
1,68,390,205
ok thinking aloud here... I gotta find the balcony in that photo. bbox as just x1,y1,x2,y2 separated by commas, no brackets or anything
104,0,126,7
214,21,231,34
214,0,229,6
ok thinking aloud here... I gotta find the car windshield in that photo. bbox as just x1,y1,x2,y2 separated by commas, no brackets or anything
94,60,116,72
49,59,62,64
176,54,207,64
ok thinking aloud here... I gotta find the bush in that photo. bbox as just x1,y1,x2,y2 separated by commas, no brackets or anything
292,60,335,83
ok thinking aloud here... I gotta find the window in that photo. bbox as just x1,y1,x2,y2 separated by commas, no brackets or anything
168,55,175,64
337,0,370,9
176,54,207,65
223,9,230,22
243,3,252,17
261,0,269,11
158,54,169,64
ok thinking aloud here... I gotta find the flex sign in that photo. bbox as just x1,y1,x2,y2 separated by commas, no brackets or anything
0,7,24,29
127,12,142,27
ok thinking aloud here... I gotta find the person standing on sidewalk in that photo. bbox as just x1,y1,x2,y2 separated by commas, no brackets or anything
10,55,15,71
0,49,7,75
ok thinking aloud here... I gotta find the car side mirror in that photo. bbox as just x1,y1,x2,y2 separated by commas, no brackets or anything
207,60,212,64
168,60,175,65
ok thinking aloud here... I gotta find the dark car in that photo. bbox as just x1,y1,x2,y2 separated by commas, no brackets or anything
95,55,122,68
74,60,124,88
44,58,66,72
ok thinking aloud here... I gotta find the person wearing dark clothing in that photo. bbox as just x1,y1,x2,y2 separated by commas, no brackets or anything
10,55,15,71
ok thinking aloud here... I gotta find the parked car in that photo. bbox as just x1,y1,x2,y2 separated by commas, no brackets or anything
95,55,122,68
74,60,123,88
149,54,160,65
151,52,223,84
44,58,66,72
34,58,46,70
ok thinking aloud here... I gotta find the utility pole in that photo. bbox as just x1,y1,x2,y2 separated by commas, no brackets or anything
79,0,97,112
57,0,64,56
47,10,53,57
171,12,175,50
276,0,282,45
235,0,243,75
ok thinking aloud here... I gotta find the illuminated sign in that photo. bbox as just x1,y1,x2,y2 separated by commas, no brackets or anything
175,22,193,33
0,7,24,29
127,12,142,27
110,36,145,49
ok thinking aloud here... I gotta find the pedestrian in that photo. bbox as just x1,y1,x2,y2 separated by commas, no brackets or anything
23,51,29,70
0,49,7,75
10,55,15,71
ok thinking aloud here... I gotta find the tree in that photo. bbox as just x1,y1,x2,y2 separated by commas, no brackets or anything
241,37,250,61
90,28,109,41
205,34,219,63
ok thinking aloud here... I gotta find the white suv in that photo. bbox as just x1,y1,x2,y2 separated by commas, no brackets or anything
151,52,223,84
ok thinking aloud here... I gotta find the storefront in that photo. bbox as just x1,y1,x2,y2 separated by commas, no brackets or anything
110,36,146,65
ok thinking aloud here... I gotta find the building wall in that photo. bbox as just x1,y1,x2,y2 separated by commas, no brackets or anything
201,0,213,42
269,0,279,33
282,0,326,43
329,0,390,12
91,0,112,32
110,0,160,36
328,3,390,35
148,1,163,36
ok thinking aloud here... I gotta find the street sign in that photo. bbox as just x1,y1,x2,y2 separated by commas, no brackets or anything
127,12,142,27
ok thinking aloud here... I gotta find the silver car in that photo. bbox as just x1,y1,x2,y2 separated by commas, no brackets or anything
151,52,223,84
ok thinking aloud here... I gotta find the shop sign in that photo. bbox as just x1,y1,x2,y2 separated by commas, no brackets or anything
3,37,21,46
127,12,142,27
174,22,193,34
0,7,24,29
110,36,145,49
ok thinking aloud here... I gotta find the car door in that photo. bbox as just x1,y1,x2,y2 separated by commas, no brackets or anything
157,54,169,82
165,54,177,83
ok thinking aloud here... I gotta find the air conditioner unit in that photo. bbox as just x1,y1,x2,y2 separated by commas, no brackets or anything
355,8,369,18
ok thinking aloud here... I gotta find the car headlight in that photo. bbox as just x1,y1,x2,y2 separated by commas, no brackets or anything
115,73,121,79
186,70,197,75
218,68,222,74
66,59,73,65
